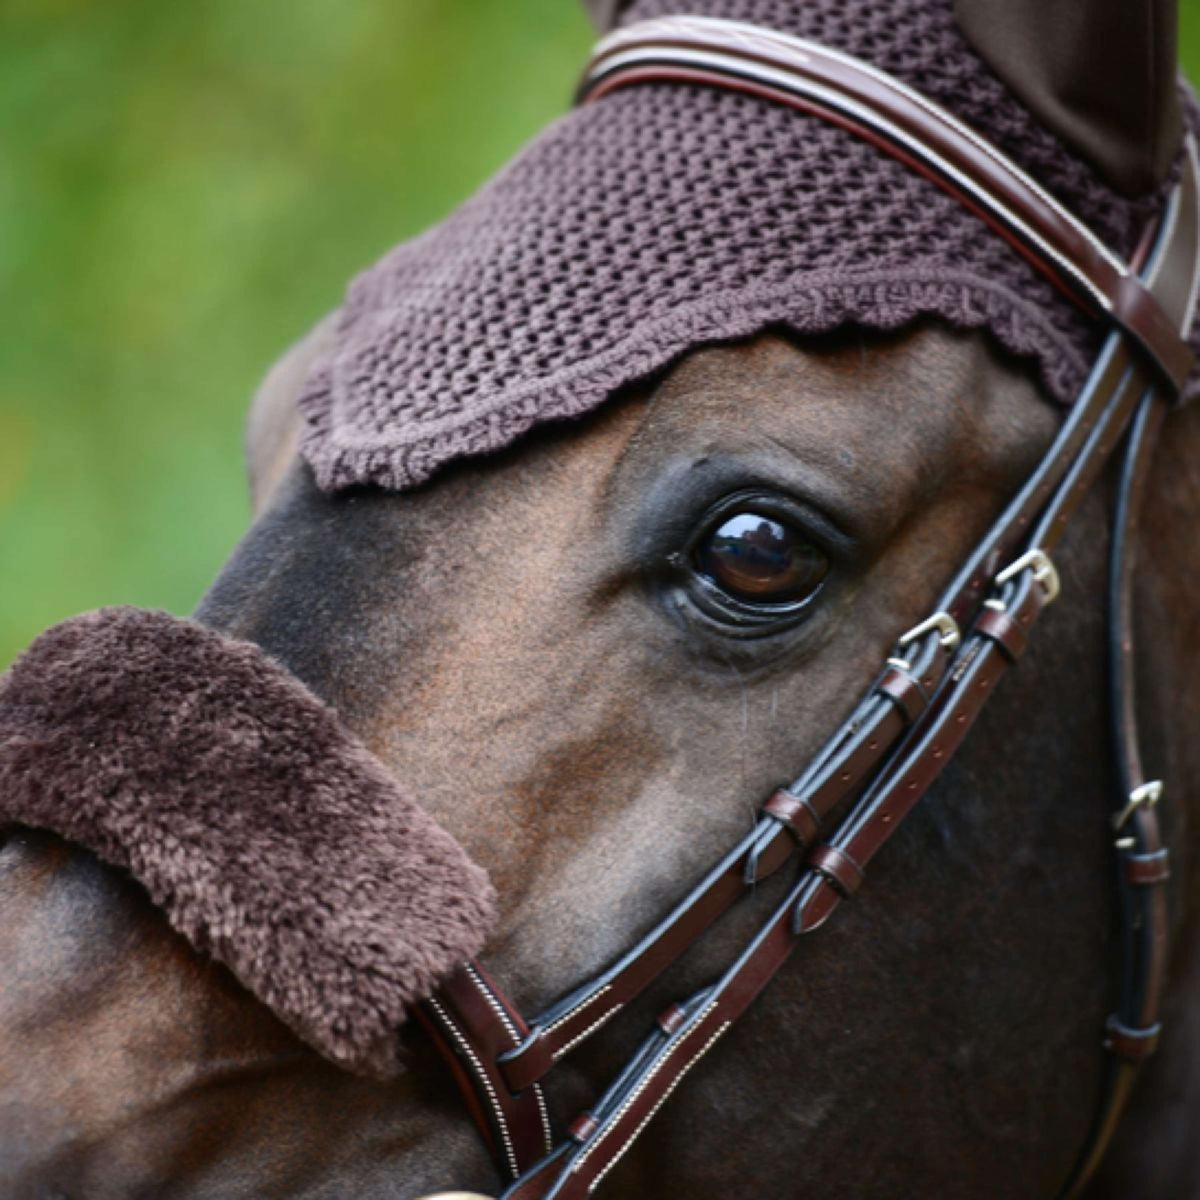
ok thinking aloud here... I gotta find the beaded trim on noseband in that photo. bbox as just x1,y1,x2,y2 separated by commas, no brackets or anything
418,16,1200,1200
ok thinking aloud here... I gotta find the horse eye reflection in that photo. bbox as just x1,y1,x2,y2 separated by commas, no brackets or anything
694,511,829,604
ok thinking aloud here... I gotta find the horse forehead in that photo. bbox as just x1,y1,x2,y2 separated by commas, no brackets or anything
618,327,1050,504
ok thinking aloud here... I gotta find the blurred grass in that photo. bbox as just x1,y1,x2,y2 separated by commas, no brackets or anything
0,0,592,668
0,1,1198,668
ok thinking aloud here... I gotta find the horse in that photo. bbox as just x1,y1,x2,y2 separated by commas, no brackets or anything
3,2,1200,1198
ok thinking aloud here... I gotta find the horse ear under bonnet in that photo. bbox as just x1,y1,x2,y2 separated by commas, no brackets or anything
0,607,496,1077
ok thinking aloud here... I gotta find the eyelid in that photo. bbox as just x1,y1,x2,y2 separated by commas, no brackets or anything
682,488,853,562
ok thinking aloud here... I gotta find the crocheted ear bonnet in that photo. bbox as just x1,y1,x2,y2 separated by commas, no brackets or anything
298,0,1200,493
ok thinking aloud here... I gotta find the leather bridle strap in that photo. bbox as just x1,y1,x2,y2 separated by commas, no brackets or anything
1058,389,1178,1197
420,16,1200,1195
419,963,554,1178
492,127,1191,1098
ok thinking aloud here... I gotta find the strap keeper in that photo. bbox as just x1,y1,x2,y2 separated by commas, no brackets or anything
764,787,820,844
1122,848,1171,886
657,1002,688,1036
497,1029,555,1094
877,664,929,723
808,844,865,897
1104,1015,1162,1061
975,604,1029,662
569,1112,599,1143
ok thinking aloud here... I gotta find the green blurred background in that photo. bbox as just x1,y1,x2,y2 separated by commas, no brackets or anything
0,1,1198,668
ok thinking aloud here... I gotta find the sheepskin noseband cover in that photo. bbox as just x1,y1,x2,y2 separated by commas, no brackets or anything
0,607,496,1077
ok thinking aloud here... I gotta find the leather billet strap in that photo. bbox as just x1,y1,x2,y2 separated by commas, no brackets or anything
420,17,1200,1195
578,16,1195,392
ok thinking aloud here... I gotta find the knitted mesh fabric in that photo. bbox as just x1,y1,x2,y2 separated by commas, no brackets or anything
298,0,1200,493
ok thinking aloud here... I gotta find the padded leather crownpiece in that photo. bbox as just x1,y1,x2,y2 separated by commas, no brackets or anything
0,608,496,1077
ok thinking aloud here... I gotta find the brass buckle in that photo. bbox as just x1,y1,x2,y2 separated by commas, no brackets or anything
995,547,1060,603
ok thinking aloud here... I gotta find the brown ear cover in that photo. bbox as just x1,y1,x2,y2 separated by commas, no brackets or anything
955,0,1183,196
0,607,496,1077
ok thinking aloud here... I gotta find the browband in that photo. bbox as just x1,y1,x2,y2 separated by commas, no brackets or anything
420,16,1200,1199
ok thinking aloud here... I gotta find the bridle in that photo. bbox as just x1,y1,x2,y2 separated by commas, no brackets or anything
417,17,1200,1198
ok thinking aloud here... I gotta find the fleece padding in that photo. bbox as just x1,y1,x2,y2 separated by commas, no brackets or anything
0,607,496,1077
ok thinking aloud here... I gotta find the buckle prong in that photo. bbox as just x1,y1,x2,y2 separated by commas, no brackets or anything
995,547,1061,603
897,611,960,653
1112,780,1164,833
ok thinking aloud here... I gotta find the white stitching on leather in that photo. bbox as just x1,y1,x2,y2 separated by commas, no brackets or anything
533,1083,554,1157
466,965,522,1046
553,1004,624,1060
426,996,520,1180
585,1019,733,1192
464,965,554,1155
575,1000,720,1168
544,983,613,1035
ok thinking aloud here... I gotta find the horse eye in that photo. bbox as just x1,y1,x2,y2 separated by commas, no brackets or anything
694,511,829,606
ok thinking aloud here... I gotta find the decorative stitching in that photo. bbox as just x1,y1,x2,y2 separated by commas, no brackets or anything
465,965,554,1155
427,996,520,1180
545,984,613,1035
466,965,523,1049
552,1004,624,1060
585,1020,734,1192
575,1000,720,1167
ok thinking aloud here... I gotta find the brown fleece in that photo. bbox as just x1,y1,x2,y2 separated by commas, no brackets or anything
0,608,496,1077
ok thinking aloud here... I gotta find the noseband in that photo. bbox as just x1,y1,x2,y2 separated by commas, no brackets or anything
420,17,1200,1198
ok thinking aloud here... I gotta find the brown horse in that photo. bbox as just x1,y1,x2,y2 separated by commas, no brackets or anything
3,4,1200,1199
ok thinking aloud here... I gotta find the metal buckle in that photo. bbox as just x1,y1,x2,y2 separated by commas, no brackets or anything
888,611,960,672
1112,780,1164,833
994,547,1061,604
897,611,961,653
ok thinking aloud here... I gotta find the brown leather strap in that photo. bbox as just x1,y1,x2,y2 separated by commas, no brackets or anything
763,787,821,843
974,603,1030,662
1059,389,1180,1199
579,16,1196,391
423,964,552,1180
498,640,946,1093
808,844,865,897
876,663,930,722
